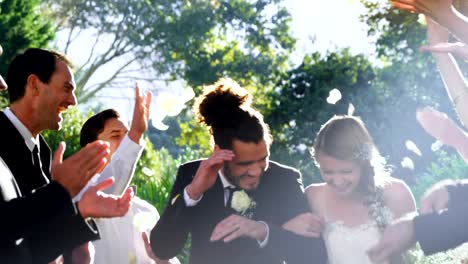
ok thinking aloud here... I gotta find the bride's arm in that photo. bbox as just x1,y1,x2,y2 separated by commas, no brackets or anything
383,178,417,218
282,184,325,236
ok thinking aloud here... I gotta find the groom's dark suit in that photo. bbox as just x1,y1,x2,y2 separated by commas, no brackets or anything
414,181,468,255
0,112,100,264
151,159,327,264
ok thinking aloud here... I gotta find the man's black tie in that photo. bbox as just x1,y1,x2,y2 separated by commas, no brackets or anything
32,145,48,186
226,186,238,208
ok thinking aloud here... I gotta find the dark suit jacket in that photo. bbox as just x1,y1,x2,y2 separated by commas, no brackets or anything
0,112,99,264
415,181,468,255
151,159,327,264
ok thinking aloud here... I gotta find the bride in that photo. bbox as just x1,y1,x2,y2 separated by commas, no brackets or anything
284,115,416,264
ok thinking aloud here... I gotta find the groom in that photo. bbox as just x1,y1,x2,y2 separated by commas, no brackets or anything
150,78,327,264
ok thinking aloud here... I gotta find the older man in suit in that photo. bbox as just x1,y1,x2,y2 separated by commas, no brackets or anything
149,78,327,264
0,47,133,263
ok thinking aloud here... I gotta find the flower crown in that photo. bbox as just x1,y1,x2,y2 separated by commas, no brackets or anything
352,142,375,161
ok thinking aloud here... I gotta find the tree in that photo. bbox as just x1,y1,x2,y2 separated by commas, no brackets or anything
265,49,381,183
0,0,55,108
265,1,465,186
359,0,464,182
46,0,295,103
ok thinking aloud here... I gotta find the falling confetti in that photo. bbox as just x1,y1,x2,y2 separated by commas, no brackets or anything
327,88,342,104
418,14,427,26
401,157,415,170
405,140,422,156
142,167,155,177
151,86,195,130
297,143,307,154
348,103,355,116
431,140,443,152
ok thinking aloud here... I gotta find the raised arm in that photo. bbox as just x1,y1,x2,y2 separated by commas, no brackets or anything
421,18,468,127
101,83,151,195
392,0,468,43
416,107,468,161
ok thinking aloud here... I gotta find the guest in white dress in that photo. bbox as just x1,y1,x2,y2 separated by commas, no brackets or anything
68,85,178,264
283,115,416,264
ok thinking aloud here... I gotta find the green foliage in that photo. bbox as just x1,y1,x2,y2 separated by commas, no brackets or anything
265,0,465,188
360,0,427,63
42,107,90,159
0,92,8,109
48,0,294,102
411,150,468,204
0,0,55,72
358,0,466,185
265,49,379,184
0,0,55,103
133,144,204,264
176,116,212,157
133,143,205,212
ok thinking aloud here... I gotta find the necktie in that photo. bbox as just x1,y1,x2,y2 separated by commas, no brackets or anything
32,145,48,186
225,186,239,207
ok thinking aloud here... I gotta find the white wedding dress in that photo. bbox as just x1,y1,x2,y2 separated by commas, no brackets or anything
323,219,389,264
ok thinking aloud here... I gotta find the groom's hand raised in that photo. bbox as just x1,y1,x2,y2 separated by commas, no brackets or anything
186,149,235,200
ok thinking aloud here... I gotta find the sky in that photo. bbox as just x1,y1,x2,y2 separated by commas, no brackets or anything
285,0,375,65
57,0,375,123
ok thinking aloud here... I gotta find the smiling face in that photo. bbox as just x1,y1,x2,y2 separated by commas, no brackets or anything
97,117,128,155
223,139,269,191
316,152,363,198
36,60,76,131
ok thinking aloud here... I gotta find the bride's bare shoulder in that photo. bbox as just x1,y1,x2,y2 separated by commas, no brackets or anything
381,177,416,218
305,183,327,210
305,182,326,196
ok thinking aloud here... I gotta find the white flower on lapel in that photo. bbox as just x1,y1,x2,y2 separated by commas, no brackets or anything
231,190,254,215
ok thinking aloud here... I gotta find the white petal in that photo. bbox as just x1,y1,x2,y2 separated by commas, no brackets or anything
405,140,422,156
142,167,155,177
401,157,415,170
418,14,427,26
297,143,307,153
431,140,443,152
326,88,342,104
152,117,169,131
181,87,195,102
348,103,355,116
155,92,182,116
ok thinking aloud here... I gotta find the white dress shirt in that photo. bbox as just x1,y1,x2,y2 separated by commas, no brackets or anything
73,134,144,201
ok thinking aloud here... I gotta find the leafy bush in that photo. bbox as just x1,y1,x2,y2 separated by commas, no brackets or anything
404,150,468,263
42,107,91,158
133,144,204,264
411,150,468,204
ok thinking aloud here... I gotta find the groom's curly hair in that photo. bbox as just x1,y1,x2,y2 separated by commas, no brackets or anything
193,78,272,149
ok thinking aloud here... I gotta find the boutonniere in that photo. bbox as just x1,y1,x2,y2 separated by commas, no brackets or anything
231,190,256,218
